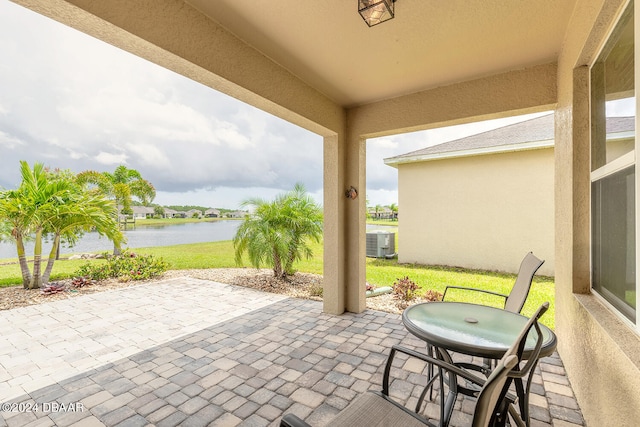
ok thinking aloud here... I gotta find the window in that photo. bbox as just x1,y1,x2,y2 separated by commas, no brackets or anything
591,1,637,324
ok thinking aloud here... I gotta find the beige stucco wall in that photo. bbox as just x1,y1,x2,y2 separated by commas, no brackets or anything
555,0,640,425
397,147,554,277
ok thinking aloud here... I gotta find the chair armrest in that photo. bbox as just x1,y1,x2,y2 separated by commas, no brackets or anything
383,345,488,395
442,285,508,302
280,414,312,427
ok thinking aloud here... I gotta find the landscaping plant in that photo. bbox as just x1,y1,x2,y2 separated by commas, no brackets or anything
233,183,322,279
393,276,418,302
0,161,123,289
71,276,95,288
423,289,443,302
74,251,168,282
40,282,65,295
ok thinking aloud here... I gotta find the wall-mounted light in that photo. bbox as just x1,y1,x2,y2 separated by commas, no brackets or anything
358,0,396,27
345,186,359,199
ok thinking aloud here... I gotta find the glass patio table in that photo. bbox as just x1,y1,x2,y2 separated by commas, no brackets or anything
402,302,557,426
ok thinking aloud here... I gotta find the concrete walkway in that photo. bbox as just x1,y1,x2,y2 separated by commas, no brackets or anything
0,278,584,427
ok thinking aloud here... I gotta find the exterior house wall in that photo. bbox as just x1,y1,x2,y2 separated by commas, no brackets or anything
554,0,640,425
398,148,554,276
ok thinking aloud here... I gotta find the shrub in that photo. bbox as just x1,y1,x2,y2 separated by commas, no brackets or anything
424,289,443,302
309,285,323,298
41,282,65,295
71,276,95,288
393,276,418,302
74,260,111,280
74,251,168,282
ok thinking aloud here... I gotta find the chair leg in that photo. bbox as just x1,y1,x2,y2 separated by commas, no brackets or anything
416,343,440,409
415,363,440,413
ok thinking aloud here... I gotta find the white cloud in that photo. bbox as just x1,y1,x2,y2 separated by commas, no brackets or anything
127,144,171,168
95,151,128,165
0,131,24,148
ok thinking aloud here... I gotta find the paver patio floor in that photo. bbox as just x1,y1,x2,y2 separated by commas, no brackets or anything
0,277,584,427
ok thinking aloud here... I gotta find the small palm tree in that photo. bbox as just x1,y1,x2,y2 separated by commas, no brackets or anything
40,189,123,284
389,203,398,220
279,183,323,276
233,183,322,279
77,165,155,254
374,204,382,219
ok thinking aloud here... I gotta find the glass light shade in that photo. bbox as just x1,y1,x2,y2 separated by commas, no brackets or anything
358,0,395,27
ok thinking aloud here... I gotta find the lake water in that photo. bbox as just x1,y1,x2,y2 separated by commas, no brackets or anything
0,221,397,260
0,220,242,260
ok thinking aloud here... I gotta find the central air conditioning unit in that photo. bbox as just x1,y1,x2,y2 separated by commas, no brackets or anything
366,231,395,258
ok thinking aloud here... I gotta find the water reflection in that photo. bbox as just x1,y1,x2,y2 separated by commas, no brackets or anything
0,220,241,260
0,221,398,260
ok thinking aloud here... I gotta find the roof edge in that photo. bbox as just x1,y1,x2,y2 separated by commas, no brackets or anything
384,139,555,167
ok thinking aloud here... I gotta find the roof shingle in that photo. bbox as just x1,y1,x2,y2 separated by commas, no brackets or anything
385,114,634,165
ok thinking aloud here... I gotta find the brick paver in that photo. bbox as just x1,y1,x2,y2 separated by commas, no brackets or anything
0,277,584,426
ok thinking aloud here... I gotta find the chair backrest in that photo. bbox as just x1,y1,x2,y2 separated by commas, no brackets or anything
471,354,518,427
471,302,549,427
504,252,544,313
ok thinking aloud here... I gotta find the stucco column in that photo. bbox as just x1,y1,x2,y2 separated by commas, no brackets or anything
344,134,367,313
570,66,592,295
322,130,365,315
323,134,347,314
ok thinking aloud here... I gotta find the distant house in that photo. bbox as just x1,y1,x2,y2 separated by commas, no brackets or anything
131,206,155,219
227,210,248,218
163,208,186,218
385,114,634,277
186,209,202,218
204,209,220,218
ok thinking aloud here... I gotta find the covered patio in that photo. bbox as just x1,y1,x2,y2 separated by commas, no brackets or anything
1,278,582,426
7,0,640,424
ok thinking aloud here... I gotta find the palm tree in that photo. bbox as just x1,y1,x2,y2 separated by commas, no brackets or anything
40,189,123,284
279,183,323,276
0,185,34,288
374,204,382,219
233,183,323,278
0,220,11,244
389,203,398,220
77,165,155,254
233,200,290,278
0,161,123,288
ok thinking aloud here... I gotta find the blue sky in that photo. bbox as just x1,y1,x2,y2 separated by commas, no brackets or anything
0,0,550,209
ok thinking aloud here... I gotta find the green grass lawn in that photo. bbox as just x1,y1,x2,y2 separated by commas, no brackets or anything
127,217,240,227
0,238,555,328
366,219,398,226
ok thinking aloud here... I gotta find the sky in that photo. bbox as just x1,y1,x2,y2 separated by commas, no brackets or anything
1,1,551,210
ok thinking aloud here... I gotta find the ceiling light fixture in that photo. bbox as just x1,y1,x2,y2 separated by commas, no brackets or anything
358,0,396,27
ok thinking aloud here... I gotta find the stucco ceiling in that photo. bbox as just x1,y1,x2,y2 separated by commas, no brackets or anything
185,0,578,107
